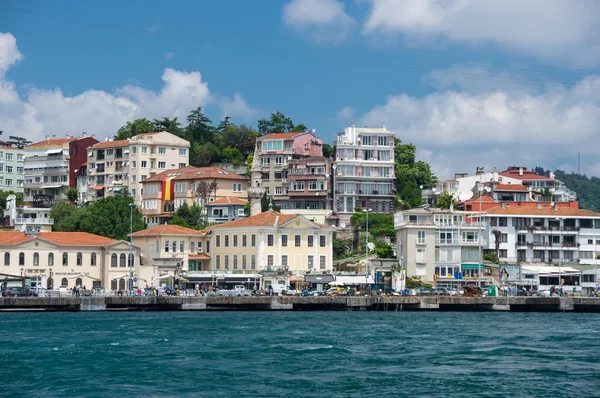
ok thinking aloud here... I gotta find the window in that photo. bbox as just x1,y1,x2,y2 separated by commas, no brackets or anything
91,253,96,266
156,240,160,253
308,255,314,269
142,146,148,154
4,252,9,266
267,255,274,267
191,242,196,253
308,235,313,247
77,252,82,266
461,231,479,243
165,240,170,252
281,255,288,268
499,217,508,227
111,254,117,267
251,255,256,270
180,241,185,253
242,235,247,247
282,235,288,247
141,161,147,168
131,161,136,168
62,253,68,266
262,140,283,151
120,254,126,267
6,166,13,173
233,183,242,192
224,255,229,270
159,147,166,155
292,181,305,191
233,255,238,269
179,148,187,156
251,234,256,247
319,255,326,269
48,253,54,266
416,249,425,263
268,234,274,246
320,235,326,247
18,252,24,266
242,255,247,270
63,278,69,287
233,235,238,247
158,161,166,169
33,252,39,266
132,146,137,154
216,235,221,247
499,249,508,258
225,235,229,247
216,255,221,270
172,241,177,253
417,231,426,244
179,163,186,169
295,235,301,247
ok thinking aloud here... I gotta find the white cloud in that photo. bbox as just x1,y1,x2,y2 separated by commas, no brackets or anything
0,32,255,144
164,52,175,60
283,0,354,42
218,93,258,123
354,70,600,178
363,0,600,65
336,105,355,122
145,21,162,34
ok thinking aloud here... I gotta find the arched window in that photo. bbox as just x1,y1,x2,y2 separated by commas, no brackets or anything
75,277,82,287
77,253,82,266
119,278,126,291
62,252,68,266
61,278,68,286
48,253,54,266
111,279,117,290
119,254,126,267
47,278,54,290
128,253,134,267
91,253,96,266
111,254,117,267
4,252,9,266
33,252,39,266
19,252,25,266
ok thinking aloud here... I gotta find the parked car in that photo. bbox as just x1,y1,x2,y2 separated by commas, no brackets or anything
2,286,37,297
433,288,450,296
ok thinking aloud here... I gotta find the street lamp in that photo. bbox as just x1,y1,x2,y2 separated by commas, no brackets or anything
552,216,565,291
365,208,372,291
129,202,134,296
477,170,491,288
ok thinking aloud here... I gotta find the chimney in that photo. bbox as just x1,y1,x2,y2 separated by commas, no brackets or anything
476,167,484,176
519,167,523,176
501,202,506,209
81,132,87,137
536,202,541,209
45,135,50,141
553,203,558,211
52,135,56,139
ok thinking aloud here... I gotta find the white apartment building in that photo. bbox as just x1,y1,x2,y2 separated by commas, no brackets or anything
334,124,396,225
85,131,190,205
0,142,25,194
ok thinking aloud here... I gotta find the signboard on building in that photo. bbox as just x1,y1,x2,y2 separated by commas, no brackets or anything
499,264,521,283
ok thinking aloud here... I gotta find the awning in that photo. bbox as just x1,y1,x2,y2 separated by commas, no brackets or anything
93,185,104,190
305,274,335,283
331,275,374,285
289,275,304,283
462,264,482,270
41,185,62,189
46,149,63,155
110,274,132,280
67,274,101,281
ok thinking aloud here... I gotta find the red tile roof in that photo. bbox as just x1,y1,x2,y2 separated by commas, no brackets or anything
142,166,247,183
207,197,247,206
189,253,210,260
131,225,208,237
209,212,333,229
0,231,118,246
494,183,528,191
484,205,600,217
258,132,303,140
26,137,78,149
499,168,553,181
91,140,130,148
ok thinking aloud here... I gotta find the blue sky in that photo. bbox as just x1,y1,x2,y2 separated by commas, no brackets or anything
2,0,600,178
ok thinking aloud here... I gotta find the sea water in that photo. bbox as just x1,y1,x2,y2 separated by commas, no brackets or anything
1,312,599,397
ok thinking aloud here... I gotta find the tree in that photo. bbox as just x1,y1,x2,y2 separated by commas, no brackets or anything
261,192,280,212
222,146,242,165
257,111,296,136
322,143,333,158
50,201,83,232
373,239,394,258
332,232,353,260
190,142,221,166
195,180,219,224
168,202,204,229
350,209,395,238
75,195,145,240
65,188,79,203
186,107,214,143
153,117,185,139
114,118,156,141
435,190,457,209
7,136,32,149
394,138,437,210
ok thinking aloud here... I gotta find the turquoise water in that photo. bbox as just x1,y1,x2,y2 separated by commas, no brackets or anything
1,312,599,397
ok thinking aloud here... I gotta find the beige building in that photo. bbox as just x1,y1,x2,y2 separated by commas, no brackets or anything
140,166,248,226
207,211,334,287
0,231,140,291
130,224,210,287
85,131,190,205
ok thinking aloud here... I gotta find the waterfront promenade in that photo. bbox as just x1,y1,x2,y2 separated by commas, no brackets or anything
2,295,600,312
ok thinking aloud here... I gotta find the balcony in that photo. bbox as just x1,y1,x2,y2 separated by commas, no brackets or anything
15,217,54,226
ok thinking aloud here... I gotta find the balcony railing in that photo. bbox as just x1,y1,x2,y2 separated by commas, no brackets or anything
15,217,54,225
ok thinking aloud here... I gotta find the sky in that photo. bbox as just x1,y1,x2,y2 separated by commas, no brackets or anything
1,0,600,179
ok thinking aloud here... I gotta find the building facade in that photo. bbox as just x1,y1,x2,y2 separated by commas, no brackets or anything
0,142,25,194
140,166,248,227
85,131,190,205
24,134,98,203
206,197,247,224
0,231,140,291
334,124,396,225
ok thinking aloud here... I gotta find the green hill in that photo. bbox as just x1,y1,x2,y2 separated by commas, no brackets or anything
534,167,600,212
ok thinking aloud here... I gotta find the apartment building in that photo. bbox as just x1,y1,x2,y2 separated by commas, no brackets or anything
140,166,248,227
85,131,190,205
24,134,98,204
206,197,247,224
255,132,325,207
499,166,576,202
394,208,487,289
334,124,396,225
208,211,334,288
0,142,25,194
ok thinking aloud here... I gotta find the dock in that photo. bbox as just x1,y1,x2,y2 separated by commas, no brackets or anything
1,295,600,312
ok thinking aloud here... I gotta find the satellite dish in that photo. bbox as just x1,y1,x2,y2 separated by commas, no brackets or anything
485,186,492,193
325,174,330,178
432,187,437,192
332,164,337,170
312,129,316,133
550,202,555,206
367,242,375,251
419,185,423,189
340,223,346,229
287,155,292,160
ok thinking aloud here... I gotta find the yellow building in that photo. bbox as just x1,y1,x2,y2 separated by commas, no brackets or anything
207,211,334,287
